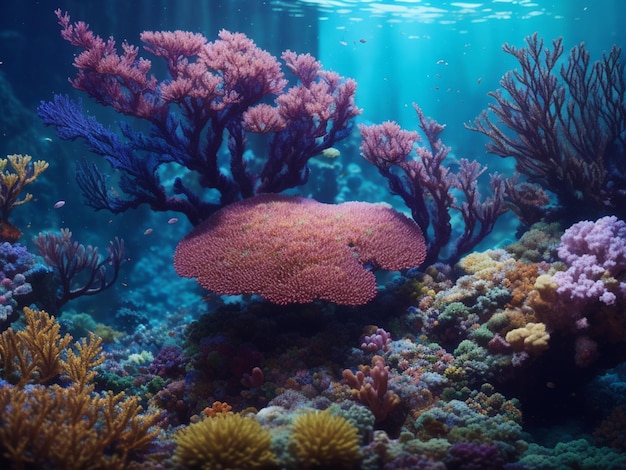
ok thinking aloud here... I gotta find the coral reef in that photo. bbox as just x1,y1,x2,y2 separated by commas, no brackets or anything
2,9,625,470
0,307,161,469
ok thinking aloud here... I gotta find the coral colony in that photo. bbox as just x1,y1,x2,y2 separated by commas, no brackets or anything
0,7,625,470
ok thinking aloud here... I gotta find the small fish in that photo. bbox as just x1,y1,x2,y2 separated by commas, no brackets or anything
359,38,367,43
339,40,348,46
168,217,179,224
143,228,153,235
53,200,65,209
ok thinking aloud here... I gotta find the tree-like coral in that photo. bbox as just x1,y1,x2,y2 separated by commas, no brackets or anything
468,33,626,223
0,307,162,469
33,228,125,308
359,105,509,265
38,10,360,226
0,154,48,242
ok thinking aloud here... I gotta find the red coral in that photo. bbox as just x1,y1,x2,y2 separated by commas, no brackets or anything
343,355,401,424
174,194,426,305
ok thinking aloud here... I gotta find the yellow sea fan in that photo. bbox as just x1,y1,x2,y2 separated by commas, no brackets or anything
290,411,361,469
174,413,276,470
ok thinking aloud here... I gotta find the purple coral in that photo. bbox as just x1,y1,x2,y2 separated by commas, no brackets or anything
361,328,392,353
149,346,187,379
446,442,505,470
0,242,36,330
38,10,360,226
553,216,626,306
33,228,124,308
468,33,626,222
359,104,508,265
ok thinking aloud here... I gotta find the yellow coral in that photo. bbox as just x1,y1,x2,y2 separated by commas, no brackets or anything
0,154,48,241
0,306,73,385
0,307,161,469
290,411,361,469
174,413,276,469
533,274,558,302
505,322,550,353
457,250,509,280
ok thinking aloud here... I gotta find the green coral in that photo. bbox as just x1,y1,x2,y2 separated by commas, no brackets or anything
518,439,626,469
439,302,469,323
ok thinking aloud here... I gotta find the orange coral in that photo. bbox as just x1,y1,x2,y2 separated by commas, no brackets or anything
343,355,400,424
503,262,545,308
0,307,161,469
0,307,72,385
0,154,48,242
203,400,233,417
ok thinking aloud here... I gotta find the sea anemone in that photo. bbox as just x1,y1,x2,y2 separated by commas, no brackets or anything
289,410,361,469
173,413,276,469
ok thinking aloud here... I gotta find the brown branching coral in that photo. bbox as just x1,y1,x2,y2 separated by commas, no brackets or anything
0,307,162,469
33,228,125,308
468,34,626,223
0,154,48,242
0,307,72,385
343,355,401,424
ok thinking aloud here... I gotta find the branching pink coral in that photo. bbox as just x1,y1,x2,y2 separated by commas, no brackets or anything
359,104,508,265
173,194,426,305
42,10,360,225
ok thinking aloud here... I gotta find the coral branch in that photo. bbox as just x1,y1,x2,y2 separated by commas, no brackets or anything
39,10,360,225
33,228,125,308
360,104,508,265
0,154,48,242
467,33,626,222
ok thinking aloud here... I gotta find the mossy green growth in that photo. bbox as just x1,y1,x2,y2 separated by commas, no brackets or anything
439,302,469,323
471,324,495,346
